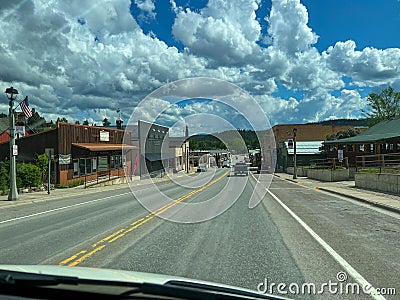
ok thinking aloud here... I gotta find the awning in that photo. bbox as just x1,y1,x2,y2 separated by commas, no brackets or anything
144,153,175,161
72,143,137,152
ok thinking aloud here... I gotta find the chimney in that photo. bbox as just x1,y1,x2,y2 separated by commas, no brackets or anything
116,119,123,129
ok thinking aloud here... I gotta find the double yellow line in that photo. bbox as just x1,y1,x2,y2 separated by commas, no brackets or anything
59,170,230,267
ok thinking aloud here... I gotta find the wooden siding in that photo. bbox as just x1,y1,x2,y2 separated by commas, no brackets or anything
0,128,58,162
57,123,129,155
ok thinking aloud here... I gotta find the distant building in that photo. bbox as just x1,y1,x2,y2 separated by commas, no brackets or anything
272,123,367,143
323,119,400,166
169,136,189,172
0,114,36,143
126,120,189,178
273,122,368,171
277,141,324,172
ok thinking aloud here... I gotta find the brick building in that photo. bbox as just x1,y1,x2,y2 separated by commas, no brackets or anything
272,123,367,143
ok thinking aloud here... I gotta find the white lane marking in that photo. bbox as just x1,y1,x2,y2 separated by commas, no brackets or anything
266,188,385,300
0,192,132,224
251,173,385,300
272,174,400,220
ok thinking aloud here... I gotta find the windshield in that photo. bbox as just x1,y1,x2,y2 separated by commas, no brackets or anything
0,1,399,299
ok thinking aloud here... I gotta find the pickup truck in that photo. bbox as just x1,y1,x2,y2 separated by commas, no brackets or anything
233,162,248,176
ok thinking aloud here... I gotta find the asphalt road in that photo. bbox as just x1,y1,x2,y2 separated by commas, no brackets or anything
0,165,399,299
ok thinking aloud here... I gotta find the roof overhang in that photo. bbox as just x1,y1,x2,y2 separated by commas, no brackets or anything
72,143,137,151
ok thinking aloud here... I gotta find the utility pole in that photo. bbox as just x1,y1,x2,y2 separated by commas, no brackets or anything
185,125,189,173
5,87,19,201
293,128,297,180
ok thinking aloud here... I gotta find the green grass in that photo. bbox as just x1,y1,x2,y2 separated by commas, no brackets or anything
57,180,85,188
306,166,346,170
358,168,380,174
358,168,400,174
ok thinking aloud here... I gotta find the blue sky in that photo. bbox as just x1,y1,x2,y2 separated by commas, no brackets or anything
132,0,400,52
1,0,400,133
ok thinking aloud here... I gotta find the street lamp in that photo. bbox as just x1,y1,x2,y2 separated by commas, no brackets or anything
293,127,297,179
5,87,19,201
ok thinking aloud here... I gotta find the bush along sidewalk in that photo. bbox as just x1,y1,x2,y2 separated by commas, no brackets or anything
0,153,50,195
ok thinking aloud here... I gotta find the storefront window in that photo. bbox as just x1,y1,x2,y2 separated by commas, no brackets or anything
86,158,91,174
111,156,115,169
116,155,122,168
79,159,86,176
92,157,97,173
73,159,79,177
98,156,108,171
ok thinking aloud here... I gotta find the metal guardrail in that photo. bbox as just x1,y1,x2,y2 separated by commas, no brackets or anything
356,152,400,173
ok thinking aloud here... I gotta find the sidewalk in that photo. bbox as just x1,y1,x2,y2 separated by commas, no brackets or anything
274,173,400,214
0,171,194,209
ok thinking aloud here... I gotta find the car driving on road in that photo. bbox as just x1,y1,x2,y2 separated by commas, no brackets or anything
234,162,249,176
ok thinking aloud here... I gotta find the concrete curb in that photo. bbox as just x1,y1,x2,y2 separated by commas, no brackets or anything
275,174,400,214
0,184,130,209
0,171,197,209
317,187,400,214
274,173,302,184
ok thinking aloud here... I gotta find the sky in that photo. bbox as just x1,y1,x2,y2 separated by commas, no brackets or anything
0,0,400,135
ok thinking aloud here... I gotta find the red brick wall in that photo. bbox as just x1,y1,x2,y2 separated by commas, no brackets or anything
272,124,366,143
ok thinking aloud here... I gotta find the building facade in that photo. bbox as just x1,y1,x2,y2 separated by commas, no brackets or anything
272,123,367,143
0,122,134,186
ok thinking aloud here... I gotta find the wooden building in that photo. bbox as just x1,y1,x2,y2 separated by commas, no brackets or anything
0,122,135,186
323,119,400,166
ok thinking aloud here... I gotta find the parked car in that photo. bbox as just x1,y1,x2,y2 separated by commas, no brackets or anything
197,165,207,172
222,161,231,168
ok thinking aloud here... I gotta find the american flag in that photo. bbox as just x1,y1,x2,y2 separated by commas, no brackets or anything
20,96,32,118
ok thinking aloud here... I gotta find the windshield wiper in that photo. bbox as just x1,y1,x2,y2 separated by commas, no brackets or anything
0,269,288,299
0,269,79,286
120,280,287,300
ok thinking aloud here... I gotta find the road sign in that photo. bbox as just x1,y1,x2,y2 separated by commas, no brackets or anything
45,148,54,160
338,149,344,162
288,139,293,149
12,145,18,156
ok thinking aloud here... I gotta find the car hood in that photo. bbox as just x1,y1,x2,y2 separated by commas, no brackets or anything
0,264,270,296
0,264,199,284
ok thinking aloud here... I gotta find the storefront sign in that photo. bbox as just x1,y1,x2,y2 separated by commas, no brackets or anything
59,154,72,164
15,125,26,137
338,149,344,162
100,131,110,142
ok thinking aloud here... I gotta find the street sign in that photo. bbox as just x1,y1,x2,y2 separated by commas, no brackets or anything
45,148,54,160
338,149,344,162
12,145,18,156
288,139,293,149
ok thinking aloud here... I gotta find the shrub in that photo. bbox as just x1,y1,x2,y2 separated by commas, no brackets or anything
0,161,10,194
17,163,42,189
34,153,48,182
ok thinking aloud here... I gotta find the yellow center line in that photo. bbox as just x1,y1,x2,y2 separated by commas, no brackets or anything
59,250,87,266
60,170,229,266
68,245,106,267
91,228,126,248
